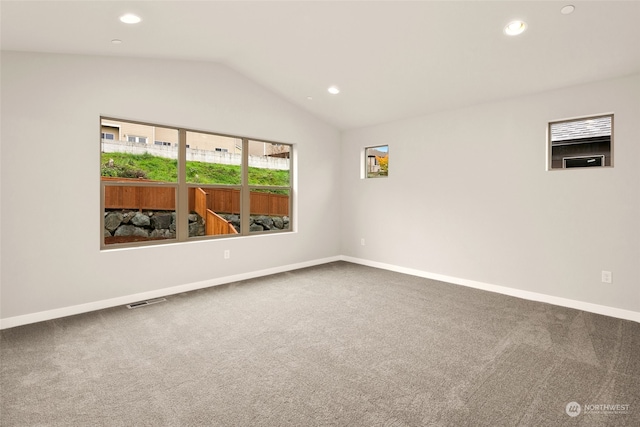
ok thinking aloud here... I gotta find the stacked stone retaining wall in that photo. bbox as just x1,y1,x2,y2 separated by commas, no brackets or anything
104,210,289,239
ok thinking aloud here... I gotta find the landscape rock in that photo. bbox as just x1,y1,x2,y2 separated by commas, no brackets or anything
104,212,123,231
150,229,174,239
272,216,284,229
189,222,205,236
254,216,274,230
114,224,149,238
131,212,150,227
151,213,172,230
121,212,133,224
250,224,264,232
105,209,289,243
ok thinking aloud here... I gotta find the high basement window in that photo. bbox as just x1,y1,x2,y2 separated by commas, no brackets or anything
364,145,389,178
548,114,613,170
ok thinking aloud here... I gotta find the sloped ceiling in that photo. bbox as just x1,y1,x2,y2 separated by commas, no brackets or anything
2,1,639,130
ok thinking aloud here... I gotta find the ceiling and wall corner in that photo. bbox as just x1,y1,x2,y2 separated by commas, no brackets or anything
1,1,639,130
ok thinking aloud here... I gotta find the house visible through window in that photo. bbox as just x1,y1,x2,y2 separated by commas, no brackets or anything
365,145,389,178
101,117,293,249
549,114,613,169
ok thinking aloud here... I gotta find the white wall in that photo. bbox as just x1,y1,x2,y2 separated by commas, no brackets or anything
2,51,638,326
341,74,640,315
0,51,341,324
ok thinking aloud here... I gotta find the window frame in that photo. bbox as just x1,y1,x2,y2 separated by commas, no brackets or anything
547,114,614,171
563,154,605,168
363,144,389,179
100,117,294,250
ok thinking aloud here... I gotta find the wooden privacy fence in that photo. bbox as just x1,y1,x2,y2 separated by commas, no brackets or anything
250,191,289,217
196,187,239,215
103,178,289,216
191,188,289,217
102,177,176,210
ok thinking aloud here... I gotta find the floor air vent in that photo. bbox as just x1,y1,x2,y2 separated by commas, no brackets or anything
126,297,167,309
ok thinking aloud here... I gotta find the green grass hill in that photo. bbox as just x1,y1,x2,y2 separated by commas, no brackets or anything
101,152,289,187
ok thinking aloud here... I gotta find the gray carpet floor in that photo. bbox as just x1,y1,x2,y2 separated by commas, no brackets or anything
1,261,639,426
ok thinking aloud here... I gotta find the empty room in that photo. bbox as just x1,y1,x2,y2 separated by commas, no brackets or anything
1,1,639,426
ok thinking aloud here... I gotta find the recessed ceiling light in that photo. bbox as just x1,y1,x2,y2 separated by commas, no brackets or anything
111,39,122,45
307,96,313,101
120,14,141,24
504,20,527,36
328,86,340,95
561,5,575,15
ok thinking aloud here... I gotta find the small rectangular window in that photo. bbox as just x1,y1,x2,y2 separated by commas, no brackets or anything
549,114,613,170
365,145,389,178
127,135,148,144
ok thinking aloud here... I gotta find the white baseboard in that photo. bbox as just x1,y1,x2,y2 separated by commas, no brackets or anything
2,255,638,329
341,256,640,324
0,256,342,330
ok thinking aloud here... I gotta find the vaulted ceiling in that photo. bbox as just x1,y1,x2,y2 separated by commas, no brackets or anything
2,1,639,130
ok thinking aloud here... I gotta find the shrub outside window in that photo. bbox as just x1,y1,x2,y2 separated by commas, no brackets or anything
101,117,293,249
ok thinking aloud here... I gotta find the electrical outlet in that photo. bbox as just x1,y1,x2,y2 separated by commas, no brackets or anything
601,270,612,283
360,238,365,246
224,250,230,259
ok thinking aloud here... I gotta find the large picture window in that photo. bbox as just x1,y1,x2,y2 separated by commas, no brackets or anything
101,118,293,248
